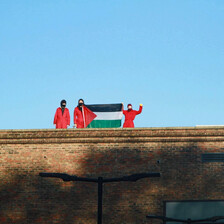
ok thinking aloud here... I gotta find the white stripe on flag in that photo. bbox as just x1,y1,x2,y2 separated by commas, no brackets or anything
94,112,123,120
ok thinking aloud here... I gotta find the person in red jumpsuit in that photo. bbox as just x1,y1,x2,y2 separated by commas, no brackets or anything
74,99,85,128
54,100,70,129
123,103,143,128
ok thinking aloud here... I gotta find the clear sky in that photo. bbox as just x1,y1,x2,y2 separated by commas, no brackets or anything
1,0,224,129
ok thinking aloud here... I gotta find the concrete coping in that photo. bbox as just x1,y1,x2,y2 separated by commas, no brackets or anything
0,125,224,132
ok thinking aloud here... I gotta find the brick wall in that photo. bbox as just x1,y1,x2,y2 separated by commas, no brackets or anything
0,127,224,224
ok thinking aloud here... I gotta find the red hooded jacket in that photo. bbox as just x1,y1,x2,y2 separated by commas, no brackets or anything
123,105,143,128
54,107,70,129
74,107,84,128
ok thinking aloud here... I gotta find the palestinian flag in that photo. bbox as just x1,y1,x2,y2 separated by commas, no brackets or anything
82,105,97,128
85,103,123,128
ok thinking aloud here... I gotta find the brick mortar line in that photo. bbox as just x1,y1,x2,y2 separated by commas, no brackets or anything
1,136,224,144
1,132,224,139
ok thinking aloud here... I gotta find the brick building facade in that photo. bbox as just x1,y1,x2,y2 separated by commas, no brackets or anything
0,127,224,223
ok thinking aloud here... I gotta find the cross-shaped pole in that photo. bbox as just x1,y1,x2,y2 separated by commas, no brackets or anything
39,172,160,224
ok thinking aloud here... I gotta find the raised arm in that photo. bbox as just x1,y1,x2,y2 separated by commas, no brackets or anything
136,104,143,115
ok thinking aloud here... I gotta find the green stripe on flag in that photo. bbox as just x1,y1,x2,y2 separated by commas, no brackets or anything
87,120,121,128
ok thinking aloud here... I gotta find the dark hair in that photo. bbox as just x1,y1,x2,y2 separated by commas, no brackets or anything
78,99,84,105
60,99,66,105
77,99,84,110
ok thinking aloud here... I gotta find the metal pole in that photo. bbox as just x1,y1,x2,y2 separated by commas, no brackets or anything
98,177,103,224
146,215,224,224
39,172,160,224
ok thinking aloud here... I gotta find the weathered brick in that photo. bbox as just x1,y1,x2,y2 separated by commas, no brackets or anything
0,127,223,223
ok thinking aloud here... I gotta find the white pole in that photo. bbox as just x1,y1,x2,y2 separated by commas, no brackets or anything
82,106,86,128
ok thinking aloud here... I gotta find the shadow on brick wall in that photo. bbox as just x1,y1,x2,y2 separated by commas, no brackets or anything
0,169,96,224
0,142,223,224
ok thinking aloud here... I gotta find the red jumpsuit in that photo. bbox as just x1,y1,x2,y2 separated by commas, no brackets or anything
74,107,84,128
123,105,143,128
54,108,70,129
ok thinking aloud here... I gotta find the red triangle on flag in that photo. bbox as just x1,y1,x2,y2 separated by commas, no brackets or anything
82,105,97,128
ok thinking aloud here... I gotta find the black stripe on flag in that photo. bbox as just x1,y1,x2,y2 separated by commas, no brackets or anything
85,104,122,112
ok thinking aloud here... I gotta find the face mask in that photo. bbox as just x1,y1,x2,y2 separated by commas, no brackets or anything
61,105,66,108
79,102,83,106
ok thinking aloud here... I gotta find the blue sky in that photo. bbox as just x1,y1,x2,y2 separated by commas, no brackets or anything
1,0,224,129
